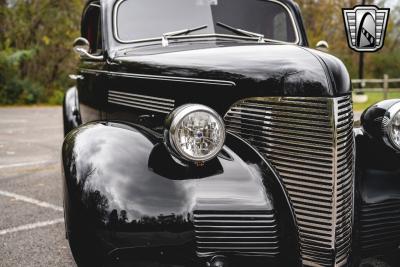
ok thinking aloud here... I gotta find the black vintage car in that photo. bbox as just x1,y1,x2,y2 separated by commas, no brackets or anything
62,0,400,266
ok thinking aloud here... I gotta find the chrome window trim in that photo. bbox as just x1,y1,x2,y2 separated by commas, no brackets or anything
112,0,300,45
267,0,300,44
79,68,236,86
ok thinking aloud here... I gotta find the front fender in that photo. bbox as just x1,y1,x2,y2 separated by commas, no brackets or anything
62,121,300,266
354,129,400,258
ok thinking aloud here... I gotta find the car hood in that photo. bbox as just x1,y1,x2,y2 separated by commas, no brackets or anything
111,43,351,98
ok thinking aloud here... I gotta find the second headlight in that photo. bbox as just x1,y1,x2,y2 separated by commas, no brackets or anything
385,102,400,151
165,104,225,162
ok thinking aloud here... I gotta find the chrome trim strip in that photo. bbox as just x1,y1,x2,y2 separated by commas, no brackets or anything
108,98,172,112
80,68,236,86
195,230,276,234
197,241,279,244
109,91,175,107
197,236,276,239
195,226,277,229
108,100,171,114
194,220,276,224
108,97,173,109
112,0,300,45
108,97,174,109
108,90,175,114
194,210,279,257
197,247,279,250
194,214,274,218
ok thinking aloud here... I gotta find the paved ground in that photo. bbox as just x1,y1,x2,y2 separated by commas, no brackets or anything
0,107,76,267
0,108,389,267
354,111,362,122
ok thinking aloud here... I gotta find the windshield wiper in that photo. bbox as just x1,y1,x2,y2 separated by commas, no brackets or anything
162,25,208,47
216,22,265,43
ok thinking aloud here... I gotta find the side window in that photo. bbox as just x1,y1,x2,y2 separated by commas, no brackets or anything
81,3,103,54
273,13,288,42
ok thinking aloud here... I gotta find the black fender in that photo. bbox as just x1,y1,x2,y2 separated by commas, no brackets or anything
62,121,301,266
63,87,82,136
354,128,400,261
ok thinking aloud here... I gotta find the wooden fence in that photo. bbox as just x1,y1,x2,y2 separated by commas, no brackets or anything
352,74,400,99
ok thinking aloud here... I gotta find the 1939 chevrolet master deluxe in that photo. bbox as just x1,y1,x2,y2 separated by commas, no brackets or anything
62,0,400,266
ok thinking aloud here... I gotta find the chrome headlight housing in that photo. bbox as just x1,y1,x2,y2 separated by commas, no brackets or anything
384,102,400,151
165,104,225,162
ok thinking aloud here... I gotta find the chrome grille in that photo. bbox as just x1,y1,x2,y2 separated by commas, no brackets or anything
194,210,279,257
224,96,354,267
108,90,175,114
360,200,400,252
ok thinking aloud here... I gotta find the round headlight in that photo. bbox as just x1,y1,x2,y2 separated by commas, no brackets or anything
383,102,400,151
387,106,400,150
166,104,225,162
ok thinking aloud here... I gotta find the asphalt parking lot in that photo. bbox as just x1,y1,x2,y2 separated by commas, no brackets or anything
0,107,388,267
0,107,76,267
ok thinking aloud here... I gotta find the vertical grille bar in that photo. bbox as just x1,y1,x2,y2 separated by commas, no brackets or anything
334,96,354,266
224,96,354,266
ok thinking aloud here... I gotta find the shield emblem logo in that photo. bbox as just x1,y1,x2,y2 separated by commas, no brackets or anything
343,5,390,52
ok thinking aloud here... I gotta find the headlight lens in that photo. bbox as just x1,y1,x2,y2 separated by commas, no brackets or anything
388,110,400,150
167,104,225,162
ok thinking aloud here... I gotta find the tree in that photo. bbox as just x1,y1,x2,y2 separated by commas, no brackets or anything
296,0,400,78
0,0,84,104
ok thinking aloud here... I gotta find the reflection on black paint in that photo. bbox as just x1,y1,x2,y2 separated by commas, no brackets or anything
62,121,304,265
148,143,224,180
64,122,273,226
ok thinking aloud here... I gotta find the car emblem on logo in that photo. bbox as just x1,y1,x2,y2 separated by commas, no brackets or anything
343,5,390,52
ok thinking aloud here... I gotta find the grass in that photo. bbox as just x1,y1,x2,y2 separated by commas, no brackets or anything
353,91,400,112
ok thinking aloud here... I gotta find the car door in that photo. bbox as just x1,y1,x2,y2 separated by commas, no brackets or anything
76,2,107,124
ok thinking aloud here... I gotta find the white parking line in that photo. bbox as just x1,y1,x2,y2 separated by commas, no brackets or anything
0,218,64,236
0,160,58,170
0,119,27,124
0,190,63,212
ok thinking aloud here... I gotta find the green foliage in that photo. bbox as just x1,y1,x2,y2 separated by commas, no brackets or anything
353,91,400,111
369,50,400,78
297,0,400,79
0,0,83,105
48,89,66,105
0,48,43,104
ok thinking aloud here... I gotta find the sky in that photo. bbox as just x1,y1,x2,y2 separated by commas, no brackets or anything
385,0,398,8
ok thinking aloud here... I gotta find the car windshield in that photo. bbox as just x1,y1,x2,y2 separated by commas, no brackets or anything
114,0,298,43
